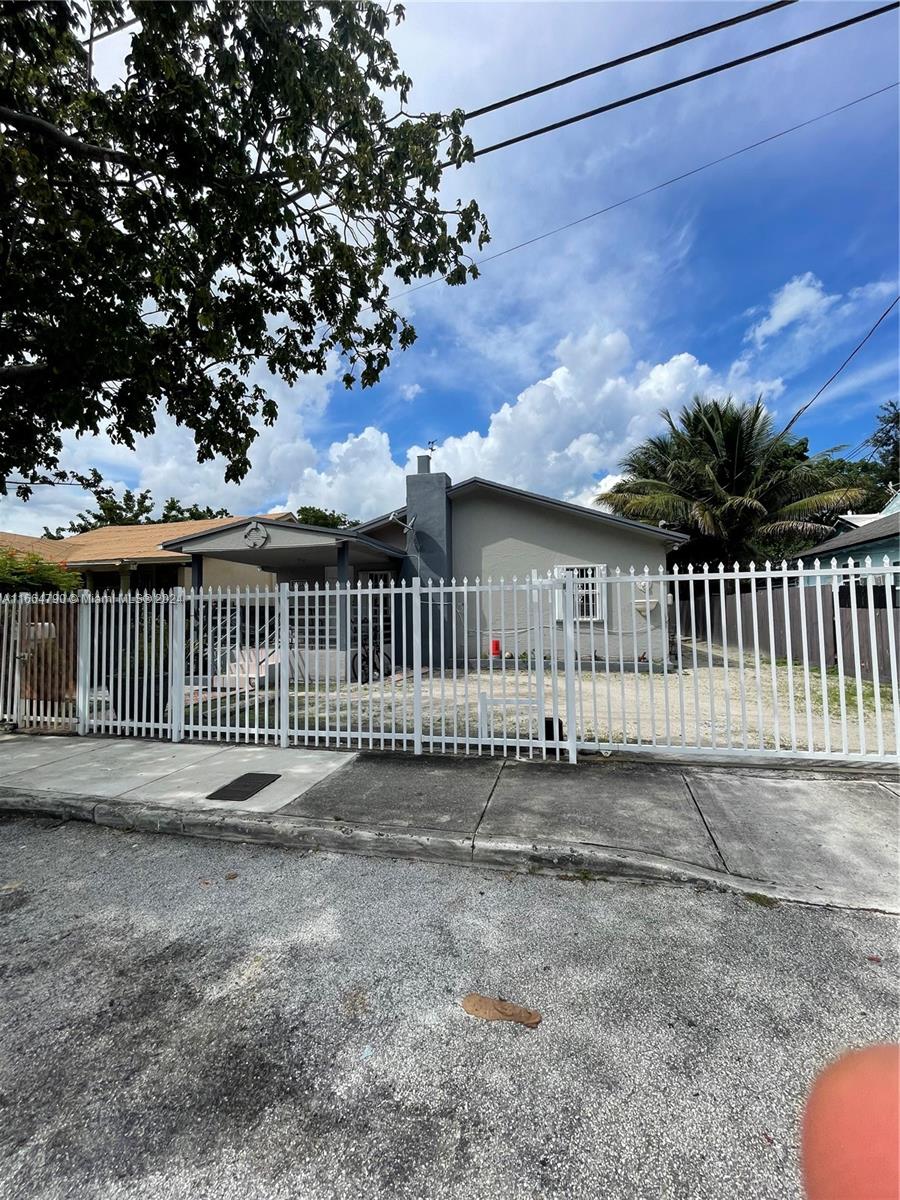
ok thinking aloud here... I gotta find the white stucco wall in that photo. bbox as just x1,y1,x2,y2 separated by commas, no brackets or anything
448,491,676,661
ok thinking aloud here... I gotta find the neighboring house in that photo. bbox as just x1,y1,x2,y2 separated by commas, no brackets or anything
161,457,687,662
2,513,295,593
801,492,900,574
0,530,71,562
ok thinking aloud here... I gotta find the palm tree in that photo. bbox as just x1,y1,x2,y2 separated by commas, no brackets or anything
598,395,864,566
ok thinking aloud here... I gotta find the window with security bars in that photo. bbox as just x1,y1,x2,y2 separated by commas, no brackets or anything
555,564,606,621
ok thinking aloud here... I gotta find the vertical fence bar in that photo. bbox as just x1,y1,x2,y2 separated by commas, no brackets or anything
717,565,732,749
687,567,700,748
733,565,748,749
278,582,290,748
411,576,423,755
169,587,185,742
487,580,495,755
748,565,764,750
702,567,716,749
847,560,866,755
813,562,831,755
601,566,612,748
659,566,671,747
780,562,797,752
390,579,398,749
673,567,686,749
796,561,814,753
629,569,641,745
830,562,849,755
764,564,780,752
563,570,578,764
76,589,91,735
883,561,899,757
643,566,656,746
864,559,883,757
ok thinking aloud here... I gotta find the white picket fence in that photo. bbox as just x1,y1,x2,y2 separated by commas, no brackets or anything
0,557,897,763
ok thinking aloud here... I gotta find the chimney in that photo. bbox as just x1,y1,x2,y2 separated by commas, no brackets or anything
404,459,451,584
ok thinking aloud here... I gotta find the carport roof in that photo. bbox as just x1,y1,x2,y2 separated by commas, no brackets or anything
160,516,405,569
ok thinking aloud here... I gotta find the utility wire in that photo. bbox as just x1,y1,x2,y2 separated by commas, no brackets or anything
394,83,897,307
466,0,797,120
470,2,899,160
782,296,899,436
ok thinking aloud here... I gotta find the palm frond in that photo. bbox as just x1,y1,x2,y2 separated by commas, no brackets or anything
775,488,867,519
758,519,834,540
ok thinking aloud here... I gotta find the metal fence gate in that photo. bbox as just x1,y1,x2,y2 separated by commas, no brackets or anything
1,557,897,763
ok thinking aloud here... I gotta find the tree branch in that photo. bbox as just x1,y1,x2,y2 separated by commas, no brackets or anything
0,362,49,381
0,106,145,171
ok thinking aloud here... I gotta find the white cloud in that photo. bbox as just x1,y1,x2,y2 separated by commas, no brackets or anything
746,272,839,349
283,322,783,521
399,383,423,402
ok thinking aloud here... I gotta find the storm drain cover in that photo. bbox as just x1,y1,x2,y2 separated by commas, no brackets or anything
207,773,281,802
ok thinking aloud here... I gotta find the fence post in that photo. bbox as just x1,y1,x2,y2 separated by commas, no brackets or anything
278,582,290,748
531,570,547,751
169,586,185,742
562,571,578,764
75,589,91,735
411,576,423,755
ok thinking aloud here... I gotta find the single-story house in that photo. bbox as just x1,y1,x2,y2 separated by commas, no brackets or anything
2,513,295,592
160,457,687,663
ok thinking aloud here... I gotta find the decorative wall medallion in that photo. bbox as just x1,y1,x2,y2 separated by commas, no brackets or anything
243,521,269,549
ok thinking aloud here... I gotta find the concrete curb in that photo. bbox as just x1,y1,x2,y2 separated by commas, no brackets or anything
0,786,895,914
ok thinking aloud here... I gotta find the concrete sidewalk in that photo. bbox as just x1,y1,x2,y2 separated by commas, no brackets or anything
0,735,896,911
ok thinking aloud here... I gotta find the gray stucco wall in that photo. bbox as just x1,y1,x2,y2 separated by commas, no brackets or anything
449,492,676,661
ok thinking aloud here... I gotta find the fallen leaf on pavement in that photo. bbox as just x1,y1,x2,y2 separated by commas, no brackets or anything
461,992,541,1028
225,872,238,881
866,954,882,964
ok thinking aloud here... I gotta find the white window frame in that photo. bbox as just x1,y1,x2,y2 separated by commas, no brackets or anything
553,564,607,622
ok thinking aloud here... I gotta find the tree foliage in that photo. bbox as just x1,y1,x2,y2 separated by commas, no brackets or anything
43,484,231,536
598,396,867,565
0,1,488,493
0,548,81,593
159,497,232,523
295,504,354,528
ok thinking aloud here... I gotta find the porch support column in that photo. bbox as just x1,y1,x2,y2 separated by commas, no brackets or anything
336,541,350,650
191,554,204,591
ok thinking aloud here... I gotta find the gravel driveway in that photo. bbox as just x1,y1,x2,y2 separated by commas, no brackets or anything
1,815,897,1200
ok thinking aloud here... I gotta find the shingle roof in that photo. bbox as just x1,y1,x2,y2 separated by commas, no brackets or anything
55,513,293,566
802,511,900,559
0,531,72,562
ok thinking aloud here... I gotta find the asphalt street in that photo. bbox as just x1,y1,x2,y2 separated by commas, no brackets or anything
1,814,897,1200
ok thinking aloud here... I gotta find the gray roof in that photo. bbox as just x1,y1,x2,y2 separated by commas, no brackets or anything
801,511,900,559
354,476,688,543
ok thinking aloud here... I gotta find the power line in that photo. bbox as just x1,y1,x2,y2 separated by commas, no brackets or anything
466,0,797,120
391,83,897,307
471,2,899,160
782,296,899,435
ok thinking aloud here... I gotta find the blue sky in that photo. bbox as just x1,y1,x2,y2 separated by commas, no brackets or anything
3,0,898,533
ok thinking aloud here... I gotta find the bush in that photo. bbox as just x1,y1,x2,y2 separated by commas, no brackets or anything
0,549,81,594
